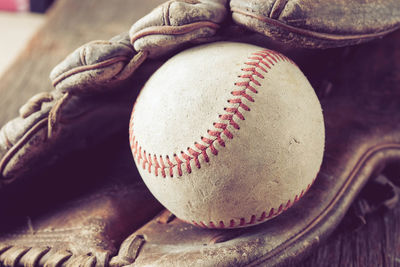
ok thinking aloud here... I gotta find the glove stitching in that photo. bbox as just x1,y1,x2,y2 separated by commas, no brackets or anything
0,118,48,181
129,22,220,44
231,7,400,41
51,56,132,88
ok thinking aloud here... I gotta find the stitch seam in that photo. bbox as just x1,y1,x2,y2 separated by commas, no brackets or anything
130,49,294,178
191,178,314,229
129,49,302,228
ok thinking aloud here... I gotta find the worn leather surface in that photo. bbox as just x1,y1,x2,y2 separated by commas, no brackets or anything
2,0,399,189
0,0,400,266
130,42,324,228
50,33,141,95
112,30,400,266
130,0,228,57
231,0,400,48
0,46,161,187
0,132,162,267
0,0,229,189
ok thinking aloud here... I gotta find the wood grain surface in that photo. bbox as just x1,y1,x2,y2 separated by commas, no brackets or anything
0,0,164,124
299,208,400,267
0,0,398,266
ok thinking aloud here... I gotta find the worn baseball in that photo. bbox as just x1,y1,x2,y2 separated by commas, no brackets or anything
129,42,324,228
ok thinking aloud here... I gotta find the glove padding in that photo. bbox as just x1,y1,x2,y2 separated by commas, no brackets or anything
0,64,151,185
0,0,229,188
0,133,162,267
231,0,400,48
50,33,144,94
0,24,400,267
1,0,400,266
1,0,399,188
109,30,400,267
130,0,228,57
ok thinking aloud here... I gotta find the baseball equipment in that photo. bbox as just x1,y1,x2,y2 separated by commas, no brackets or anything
231,0,400,48
0,0,400,266
116,30,400,267
1,0,399,187
130,41,324,228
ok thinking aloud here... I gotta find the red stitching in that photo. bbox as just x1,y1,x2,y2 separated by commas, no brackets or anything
129,49,301,228
191,179,315,229
153,155,160,177
277,204,284,214
159,156,166,178
252,52,277,66
245,61,268,73
188,148,201,168
137,147,142,165
231,90,255,102
180,151,192,174
201,137,213,145
166,156,174,177
174,154,183,176
147,153,152,173
284,200,291,210
142,151,149,171
225,107,245,121
223,129,234,139
239,74,262,86
258,211,266,222
267,208,275,219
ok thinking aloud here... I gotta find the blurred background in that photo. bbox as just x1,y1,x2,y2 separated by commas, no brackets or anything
0,0,54,77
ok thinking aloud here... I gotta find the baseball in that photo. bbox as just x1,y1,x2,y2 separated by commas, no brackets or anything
129,42,324,228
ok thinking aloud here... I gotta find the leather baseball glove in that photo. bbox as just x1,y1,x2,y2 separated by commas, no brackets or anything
0,0,400,266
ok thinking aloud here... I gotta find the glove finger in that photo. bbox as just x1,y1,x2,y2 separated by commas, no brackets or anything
130,0,228,58
110,27,400,267
50,33,147,95
0,91,58,185
0,59,161,186
0,135,162,267
230,0,400,48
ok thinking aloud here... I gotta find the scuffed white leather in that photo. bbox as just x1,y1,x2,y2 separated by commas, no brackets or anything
130,42,325,228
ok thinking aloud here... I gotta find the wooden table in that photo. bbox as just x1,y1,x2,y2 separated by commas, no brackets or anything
1,0,399,266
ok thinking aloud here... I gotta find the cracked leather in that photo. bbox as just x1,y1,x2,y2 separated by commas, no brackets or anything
50,33,140,94
231,0,400,48
0,74,146,186
1,28,397,267
0,133,162,267
0,0,400,266
1,0,398,188
0,0,229,189
129,0,228,57
111,30,400,267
